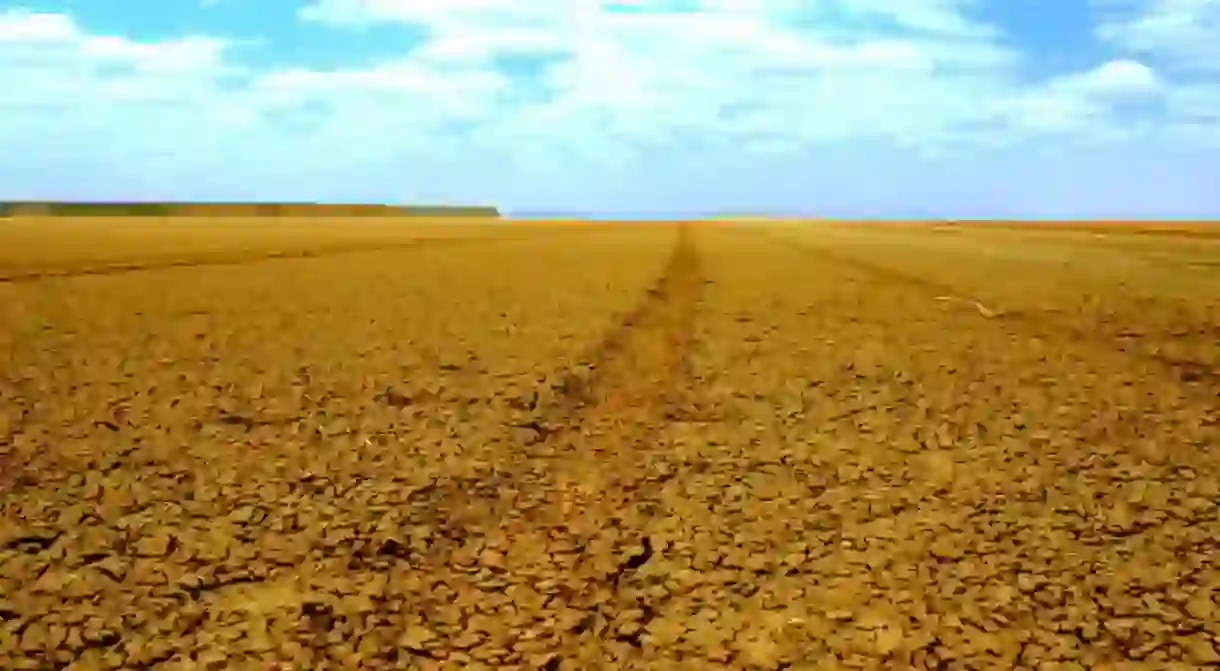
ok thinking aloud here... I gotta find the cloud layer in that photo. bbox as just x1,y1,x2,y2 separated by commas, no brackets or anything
2,1,1218,216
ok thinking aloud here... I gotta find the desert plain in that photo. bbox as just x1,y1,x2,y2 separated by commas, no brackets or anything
1,216,1219,670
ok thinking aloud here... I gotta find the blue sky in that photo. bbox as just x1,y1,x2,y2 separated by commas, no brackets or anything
1,0,1218,217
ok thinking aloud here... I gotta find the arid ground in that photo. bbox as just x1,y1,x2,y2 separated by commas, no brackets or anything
2,217,1219,670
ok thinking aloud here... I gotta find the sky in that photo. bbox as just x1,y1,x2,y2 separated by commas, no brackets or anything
1,0,1218,218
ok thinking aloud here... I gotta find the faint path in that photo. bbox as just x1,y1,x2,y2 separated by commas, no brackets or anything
393,224,708,664
522,221,704,527
0,238,458,283
0,226,610,283
747,228,1220,388
414,223,704,550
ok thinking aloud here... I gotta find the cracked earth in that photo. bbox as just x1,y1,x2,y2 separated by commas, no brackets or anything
2,218,1219,670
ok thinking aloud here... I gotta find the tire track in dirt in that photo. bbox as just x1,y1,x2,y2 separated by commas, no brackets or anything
407,223,704,567
0,238,480,283
0,227,612,284
524,222,705,527
749,229,1220,389
948,221,1220,240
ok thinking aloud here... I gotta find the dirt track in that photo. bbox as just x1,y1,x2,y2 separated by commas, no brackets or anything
2,220,1219,669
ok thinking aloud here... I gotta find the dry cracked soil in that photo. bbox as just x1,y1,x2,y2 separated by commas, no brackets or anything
2,217,1220,670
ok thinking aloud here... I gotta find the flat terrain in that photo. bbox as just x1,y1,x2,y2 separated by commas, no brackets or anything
2,218,1219,670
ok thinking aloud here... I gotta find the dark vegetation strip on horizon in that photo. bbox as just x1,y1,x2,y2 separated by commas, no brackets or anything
0,202,501,218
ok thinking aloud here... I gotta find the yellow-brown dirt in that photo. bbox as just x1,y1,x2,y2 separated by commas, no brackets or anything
1,218,1219,669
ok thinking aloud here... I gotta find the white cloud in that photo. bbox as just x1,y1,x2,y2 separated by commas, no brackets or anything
1166,83,1220,122
0,9,76,41
1097,0,1220,71
0,9,230,74
1072,58,1162,96
0,3,1187,155
0,6,260,177
0,8,245,127
255,63,505,97
79,35,228,74
984,60,1164,145
1093,1,1220,147
4,2,1219,212
291,0,1032,158
827,0,995,37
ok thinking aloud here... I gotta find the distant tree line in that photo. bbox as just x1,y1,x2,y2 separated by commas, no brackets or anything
0,202,501,217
